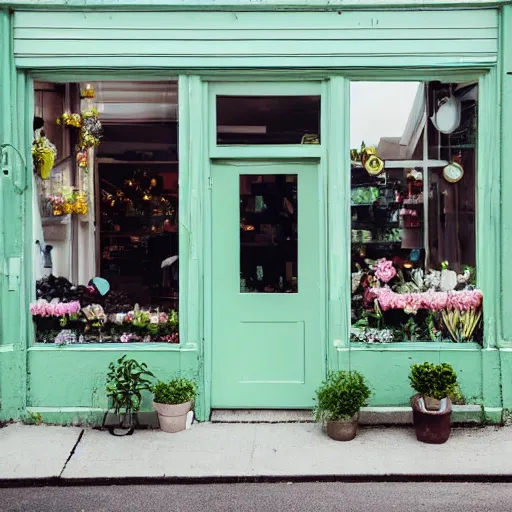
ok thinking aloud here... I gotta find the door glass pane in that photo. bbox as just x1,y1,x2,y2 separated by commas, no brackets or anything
217,96,320,145
240,174,298,293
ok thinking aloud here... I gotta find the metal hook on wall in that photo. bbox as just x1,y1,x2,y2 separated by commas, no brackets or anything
0,143,28,194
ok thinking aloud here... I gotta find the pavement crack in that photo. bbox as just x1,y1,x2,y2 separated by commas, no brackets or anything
249,426,257,471
59,429,84,478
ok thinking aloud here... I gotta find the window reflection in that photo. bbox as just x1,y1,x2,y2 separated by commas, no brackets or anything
240,174,298,293
217,96,320,145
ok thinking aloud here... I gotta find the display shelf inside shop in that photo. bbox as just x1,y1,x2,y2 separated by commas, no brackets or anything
351,164,425,263
98,161,179,310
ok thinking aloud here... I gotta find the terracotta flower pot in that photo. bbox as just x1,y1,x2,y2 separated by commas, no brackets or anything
411,394,452,444
153,401,192,433
326,414,359,441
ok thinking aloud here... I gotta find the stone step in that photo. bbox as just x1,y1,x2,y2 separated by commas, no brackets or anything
211,405,484,424
211,409,314,423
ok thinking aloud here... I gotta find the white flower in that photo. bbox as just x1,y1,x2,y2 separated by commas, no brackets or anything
115,313,126,325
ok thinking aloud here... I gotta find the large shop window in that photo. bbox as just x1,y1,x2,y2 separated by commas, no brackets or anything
31,81,180,344
350,81,482,345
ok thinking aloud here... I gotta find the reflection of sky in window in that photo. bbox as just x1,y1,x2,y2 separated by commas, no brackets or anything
350,82,420,149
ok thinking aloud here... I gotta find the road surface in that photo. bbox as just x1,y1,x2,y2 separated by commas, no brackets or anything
1,482,511,512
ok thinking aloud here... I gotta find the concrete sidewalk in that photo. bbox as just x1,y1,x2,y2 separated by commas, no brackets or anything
1,422,511,483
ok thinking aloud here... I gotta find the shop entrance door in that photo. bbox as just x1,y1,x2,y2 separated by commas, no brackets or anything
211,162,324,408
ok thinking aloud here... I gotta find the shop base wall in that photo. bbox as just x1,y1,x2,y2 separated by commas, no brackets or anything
340,343,484,409
24,345,201,425
500,349,512,422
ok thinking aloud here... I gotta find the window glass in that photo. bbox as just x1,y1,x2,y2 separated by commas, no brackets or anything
216,96,320,145
31,80,180,344
350,81,481,345
240,174,298,293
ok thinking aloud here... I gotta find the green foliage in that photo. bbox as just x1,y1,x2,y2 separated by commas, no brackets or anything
409,362,458,400
314,370,371,422
23,412,43,425
152,377,197,405
106,355,155,415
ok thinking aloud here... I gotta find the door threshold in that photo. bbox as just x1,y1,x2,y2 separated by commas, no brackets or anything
211,409,314,423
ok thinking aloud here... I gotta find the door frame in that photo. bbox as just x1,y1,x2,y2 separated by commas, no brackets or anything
202,79,342,414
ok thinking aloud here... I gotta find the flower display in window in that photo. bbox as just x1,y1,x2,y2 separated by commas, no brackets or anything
351,260,483,344
31,276,180,345
375,258,397,283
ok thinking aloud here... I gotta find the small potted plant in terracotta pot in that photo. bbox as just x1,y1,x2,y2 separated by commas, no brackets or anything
314,370,371,441
409,362,458,444
152,377,196,433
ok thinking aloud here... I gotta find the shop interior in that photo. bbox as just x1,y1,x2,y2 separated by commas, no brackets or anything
33,81,179,313
30,79,480,344
350,81,480,344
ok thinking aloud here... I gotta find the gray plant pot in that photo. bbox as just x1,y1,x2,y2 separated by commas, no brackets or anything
326,414,359,441
153,401,192,433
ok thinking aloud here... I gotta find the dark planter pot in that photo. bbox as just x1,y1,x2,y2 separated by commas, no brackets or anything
411,394,452,444
102,410,140,436
326,414,359,441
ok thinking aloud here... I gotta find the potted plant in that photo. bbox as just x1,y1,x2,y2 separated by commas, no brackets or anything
152,377,197,433
409,361,458,444
314,370,371,441
105,355,155,436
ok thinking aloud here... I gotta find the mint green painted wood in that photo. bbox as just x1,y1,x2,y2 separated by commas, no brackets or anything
29,69,486,83
12,10,498,68
13,9,498,29
500,350,512,418
0,9,32,421
14,28,499,42
211,162,324,408
17,56,499,69
500,5,512,344
481,349,502,414
347,347,483,406
178,75,208,420
27,349,197,409
478,68,501,349
326,77,350,367
15,40,499,57
1,0,509,9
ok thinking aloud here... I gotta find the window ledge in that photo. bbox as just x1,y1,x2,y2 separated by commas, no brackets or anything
345,341,482,351
29,342,197,352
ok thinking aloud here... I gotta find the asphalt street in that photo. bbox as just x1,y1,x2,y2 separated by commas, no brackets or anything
1,482,512,512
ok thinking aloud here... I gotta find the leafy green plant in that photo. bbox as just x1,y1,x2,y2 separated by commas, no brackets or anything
314,370,371,422
409,362,458,400
106,355,155,416
23,412,43,425
152,377,196,405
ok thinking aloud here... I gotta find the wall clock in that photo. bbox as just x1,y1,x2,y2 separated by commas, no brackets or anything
443,162,464,183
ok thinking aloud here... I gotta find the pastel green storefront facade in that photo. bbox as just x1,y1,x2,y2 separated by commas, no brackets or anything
0,0,511,425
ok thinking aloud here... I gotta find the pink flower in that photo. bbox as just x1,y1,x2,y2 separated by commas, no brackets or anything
447,290,483,311
375,259,397,283
420,291,448,311
370,288,482,314
30,299,81,317
403,294,420,315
